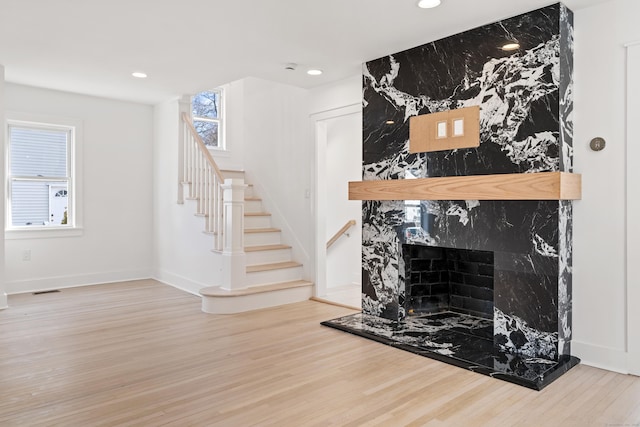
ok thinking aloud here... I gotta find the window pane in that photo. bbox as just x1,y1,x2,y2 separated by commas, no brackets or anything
10,126,68,177
11,180,69,226
194,120,219,147
192,91,219,119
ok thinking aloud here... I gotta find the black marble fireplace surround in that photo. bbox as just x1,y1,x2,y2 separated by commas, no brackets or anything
321,3,580,390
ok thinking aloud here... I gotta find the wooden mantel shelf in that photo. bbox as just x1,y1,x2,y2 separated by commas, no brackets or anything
348,172,581,201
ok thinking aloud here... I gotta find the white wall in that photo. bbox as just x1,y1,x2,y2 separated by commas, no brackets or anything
241,77,313,278
152,99,222,294
325,113,362,288
572,0,640,372
211,80,246,172
309,75,362,115
0,66,6,308
4,84,154,293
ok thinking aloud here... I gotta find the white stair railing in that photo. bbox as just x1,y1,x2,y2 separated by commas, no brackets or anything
179,112,225,251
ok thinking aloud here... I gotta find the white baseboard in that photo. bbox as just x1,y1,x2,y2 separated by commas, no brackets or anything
153,270,208,296
326,283,361,292
628,351,640,376
5,269,153,295
0,292,7,309
571,340,629,374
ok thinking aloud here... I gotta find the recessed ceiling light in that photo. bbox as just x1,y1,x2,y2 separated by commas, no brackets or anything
501,43,521,51
132,72,147,79
417,0,441,8
307,69,323,76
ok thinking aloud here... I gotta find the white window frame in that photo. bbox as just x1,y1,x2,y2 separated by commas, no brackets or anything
192,88,225,151
5,112,83,239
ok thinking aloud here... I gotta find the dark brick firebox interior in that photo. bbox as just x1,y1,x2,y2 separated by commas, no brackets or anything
403,244,494,319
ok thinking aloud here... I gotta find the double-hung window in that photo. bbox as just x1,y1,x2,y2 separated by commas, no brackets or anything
6,114,81,236
192,89,224,149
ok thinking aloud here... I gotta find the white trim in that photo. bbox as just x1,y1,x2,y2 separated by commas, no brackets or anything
624,39,640,47
153,269,207,296
315,120,328,297
312,103,362,298
310,103,361,121
572,340,629,374
5,226,83,240
626,45,640,375
5,269,152,295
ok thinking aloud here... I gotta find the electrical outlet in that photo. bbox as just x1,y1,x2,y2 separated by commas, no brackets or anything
22,250,31,261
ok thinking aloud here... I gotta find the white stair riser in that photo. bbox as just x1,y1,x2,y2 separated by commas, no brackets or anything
245,215,272,229
245,266,303,287
244,231,282,246
244,200,263,213
246,248,292,265
244,186,254,198
201,285,313,314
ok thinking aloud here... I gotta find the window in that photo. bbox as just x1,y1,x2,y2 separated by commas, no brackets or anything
5,114,82,236
192,89,224,149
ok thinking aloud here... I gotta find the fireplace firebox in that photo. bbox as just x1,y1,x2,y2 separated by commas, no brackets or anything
403,244,494,319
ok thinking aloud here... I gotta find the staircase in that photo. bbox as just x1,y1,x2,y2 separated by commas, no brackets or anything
178,112,313,314
199,170,313,314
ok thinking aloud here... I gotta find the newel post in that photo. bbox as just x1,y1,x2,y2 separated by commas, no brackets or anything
220,178,246,290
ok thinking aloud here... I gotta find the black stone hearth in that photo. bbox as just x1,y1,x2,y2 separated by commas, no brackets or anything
321,313,579,390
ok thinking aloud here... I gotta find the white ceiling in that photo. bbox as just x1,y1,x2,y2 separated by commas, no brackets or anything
0,0,610,105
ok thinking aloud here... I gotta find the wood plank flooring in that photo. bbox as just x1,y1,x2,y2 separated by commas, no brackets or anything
0,279,638,426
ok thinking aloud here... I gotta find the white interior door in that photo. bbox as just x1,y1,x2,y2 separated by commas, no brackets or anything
627,43,640,375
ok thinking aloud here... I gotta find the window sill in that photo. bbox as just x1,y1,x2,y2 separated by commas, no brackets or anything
5,227,84,240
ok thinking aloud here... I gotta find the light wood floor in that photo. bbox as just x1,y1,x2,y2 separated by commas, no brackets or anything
0,280,638,426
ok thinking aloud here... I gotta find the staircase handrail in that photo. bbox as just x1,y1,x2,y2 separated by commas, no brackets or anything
179,111,229,251
181,112,225,183
327,220,357,249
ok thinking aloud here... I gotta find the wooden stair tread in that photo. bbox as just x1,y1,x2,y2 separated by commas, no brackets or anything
245,212,271,217
220,169,245,173
244,197,262,201
244,244,291,252
246,261,302,273
200,280,313,297
244,228,281,234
